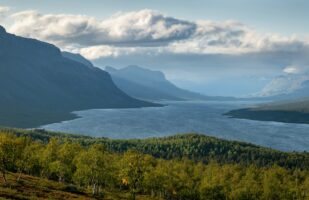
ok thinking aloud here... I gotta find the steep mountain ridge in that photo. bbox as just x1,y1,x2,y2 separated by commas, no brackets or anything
0,26,156,128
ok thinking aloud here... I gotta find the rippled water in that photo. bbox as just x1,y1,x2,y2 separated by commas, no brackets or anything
42,101,309,152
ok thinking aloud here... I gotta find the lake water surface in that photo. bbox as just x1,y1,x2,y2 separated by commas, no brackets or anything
41,101,309,152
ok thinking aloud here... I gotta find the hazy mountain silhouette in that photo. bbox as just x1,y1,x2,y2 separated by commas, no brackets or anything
274,81,309,100
252,72,309,101
105,65,235,101
105,65,184,100
0,26,156,128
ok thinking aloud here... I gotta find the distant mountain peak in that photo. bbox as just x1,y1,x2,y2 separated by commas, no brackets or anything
126,65,140,68
126,65,157,71
125,65,145,70
105,65,216,101
105,66,117,72
106,65,166,82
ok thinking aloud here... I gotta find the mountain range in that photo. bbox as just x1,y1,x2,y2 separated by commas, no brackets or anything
105,65,236,101
0,26,156,128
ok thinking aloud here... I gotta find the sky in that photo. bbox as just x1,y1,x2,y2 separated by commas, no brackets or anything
0,0,309,97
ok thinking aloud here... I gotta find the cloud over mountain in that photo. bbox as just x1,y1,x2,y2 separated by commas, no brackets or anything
2,6,309,96
9,9,196,47
255,63,309,97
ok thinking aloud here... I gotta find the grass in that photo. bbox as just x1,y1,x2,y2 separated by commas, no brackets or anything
0,173,159,200
0,173,93,200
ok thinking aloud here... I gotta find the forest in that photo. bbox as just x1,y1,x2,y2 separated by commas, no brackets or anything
0,128,309,199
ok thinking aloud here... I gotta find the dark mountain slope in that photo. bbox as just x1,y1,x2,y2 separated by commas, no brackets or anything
0,26,157,128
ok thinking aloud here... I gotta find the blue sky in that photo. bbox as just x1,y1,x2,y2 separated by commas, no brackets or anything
1,0,309,97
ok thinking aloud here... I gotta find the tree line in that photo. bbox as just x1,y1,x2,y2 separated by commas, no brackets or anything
6,128,309,169
1,131,309,200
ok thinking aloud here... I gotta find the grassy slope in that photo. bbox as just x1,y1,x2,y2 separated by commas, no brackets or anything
0,172,94,200
225,99,309,124
0,172,157,200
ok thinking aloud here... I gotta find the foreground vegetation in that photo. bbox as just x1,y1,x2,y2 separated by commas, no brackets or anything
0,128,309,199
4,128,309,169
0,172,157,200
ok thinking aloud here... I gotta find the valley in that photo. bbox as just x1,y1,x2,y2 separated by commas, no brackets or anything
1,2,309,199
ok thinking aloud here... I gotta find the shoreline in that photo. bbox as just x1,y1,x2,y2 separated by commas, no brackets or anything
225,108,309,124
0,102,164,129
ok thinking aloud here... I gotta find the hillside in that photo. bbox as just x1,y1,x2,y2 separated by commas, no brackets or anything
0,172,156,200
225,99,309,124
0,129,309,200
4,128,309,169
0,172,95,200
0,26,157,128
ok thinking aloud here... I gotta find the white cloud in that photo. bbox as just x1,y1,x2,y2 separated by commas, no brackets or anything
167,20,257,54
0,5,10,21
255,65,309,97
257,74,308,97
283,66,300,74
9,9,196,47
77,45,165,60
79,45,134,60
167,20,309,55
0,6,10,13
5,9,309,61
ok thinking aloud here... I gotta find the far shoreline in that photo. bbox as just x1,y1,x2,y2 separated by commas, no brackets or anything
0,102,164,129
225,108,309,124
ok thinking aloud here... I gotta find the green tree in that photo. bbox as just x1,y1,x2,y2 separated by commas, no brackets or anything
39,137,60,179
262,166,291,200
120,150,148,200
199,162,227,200
74,144,112,197
49,140,81,182
230,165,262,200
19,141,42,177
0,134,19,183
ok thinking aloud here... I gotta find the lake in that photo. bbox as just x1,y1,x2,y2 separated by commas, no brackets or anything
41,101,309,152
